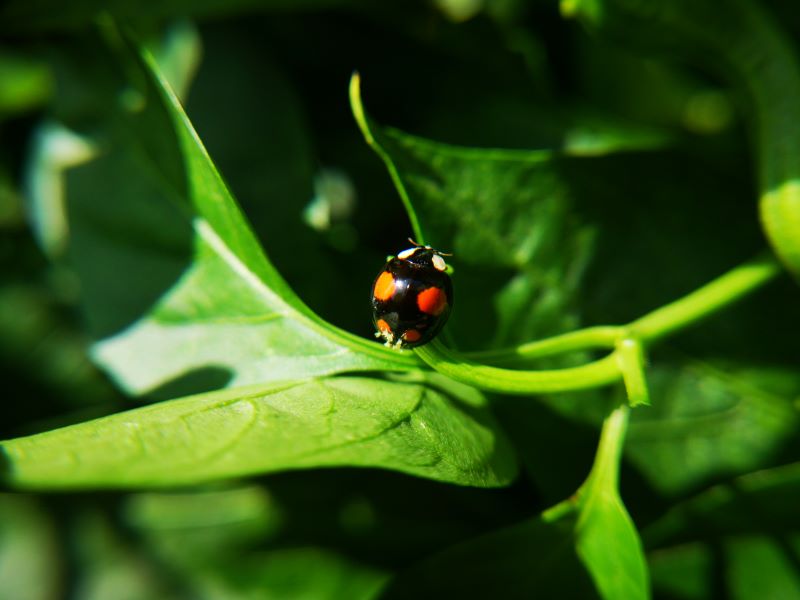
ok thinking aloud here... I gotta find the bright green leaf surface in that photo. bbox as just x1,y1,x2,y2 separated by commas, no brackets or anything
572,404,649,600
78,31,416,395
0,375,516,488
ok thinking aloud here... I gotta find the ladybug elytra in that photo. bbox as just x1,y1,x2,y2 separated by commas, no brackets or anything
371,240,453,349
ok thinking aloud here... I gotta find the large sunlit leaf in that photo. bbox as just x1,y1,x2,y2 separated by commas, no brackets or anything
73,28,417,396
0,375,517,488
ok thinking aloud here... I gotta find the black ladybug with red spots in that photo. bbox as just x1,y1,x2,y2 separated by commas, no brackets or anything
371,240,453,349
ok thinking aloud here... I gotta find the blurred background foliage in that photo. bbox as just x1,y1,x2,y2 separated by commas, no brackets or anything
1,0,799,597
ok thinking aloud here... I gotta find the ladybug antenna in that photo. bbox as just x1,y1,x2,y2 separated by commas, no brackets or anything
407,237,452,256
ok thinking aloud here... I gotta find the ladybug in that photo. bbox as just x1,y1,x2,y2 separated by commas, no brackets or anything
371,240,453,349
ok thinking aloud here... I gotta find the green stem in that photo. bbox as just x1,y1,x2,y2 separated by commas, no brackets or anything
584,402,629,494
465,326,620,365
615,338,650,407
542,401,630,522
417,254,781,395
416,341,622,395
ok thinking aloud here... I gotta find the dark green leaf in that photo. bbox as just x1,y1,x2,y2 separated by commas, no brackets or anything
379,513,598,599
1,375,517,488
644,462,800,548
352,75,616,348
645,463,800,599
0,0,366,33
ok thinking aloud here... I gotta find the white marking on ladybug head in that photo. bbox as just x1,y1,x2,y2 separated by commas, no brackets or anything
432,254,447,271
397,247,417,260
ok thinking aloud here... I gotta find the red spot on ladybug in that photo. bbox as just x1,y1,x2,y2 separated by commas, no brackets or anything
417,286,447,316
376,318,392,335
402,329,422,343
373,271,396,301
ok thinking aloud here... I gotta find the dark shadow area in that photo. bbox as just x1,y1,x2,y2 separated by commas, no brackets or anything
248,467,539,570
143,366,232,402
379,513,598,599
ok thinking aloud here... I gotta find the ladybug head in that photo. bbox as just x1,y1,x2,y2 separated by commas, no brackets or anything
396,238,451,271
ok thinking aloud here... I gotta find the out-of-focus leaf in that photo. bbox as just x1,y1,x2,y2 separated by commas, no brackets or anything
203,547,388,600
625,362,800,496
62,28,417,396
123,486,282,567
644,462,800,547
0,495,59,600
722,536,800,600
648,543,711,600
71,510,177,600
25,120,96,258
564,0,800,279
645,463,800,599
0,53,52,117
1,375,517,488
0,0,368,33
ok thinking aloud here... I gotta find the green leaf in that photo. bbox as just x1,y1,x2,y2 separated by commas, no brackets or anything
625,361,800,496
645,463,800,599
206,547,389,600
63,27,417,396
0,375,517,489
572,404,649,599
71,510,176,600
644,462,800,548
0,52,52,117
0,495,60,600
123,485,389,599
571,490,649,600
